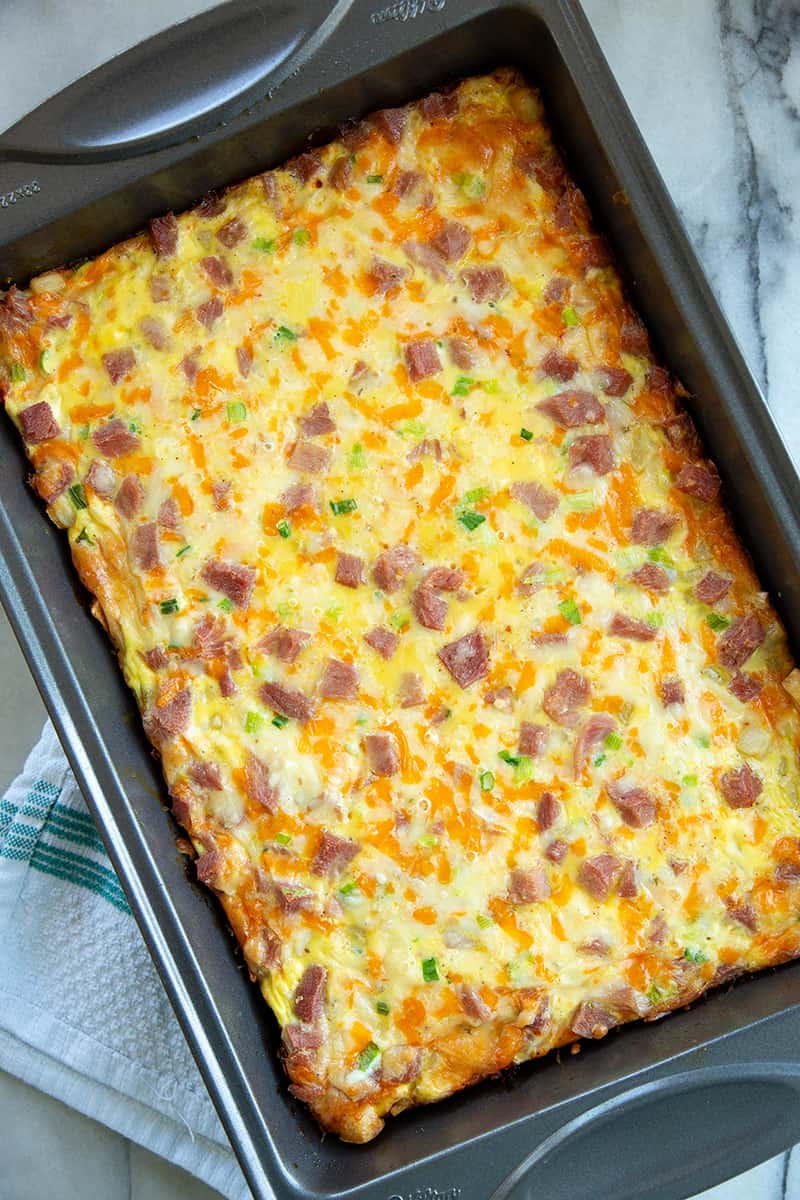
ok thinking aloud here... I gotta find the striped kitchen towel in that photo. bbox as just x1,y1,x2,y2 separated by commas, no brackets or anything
0,721,254,1200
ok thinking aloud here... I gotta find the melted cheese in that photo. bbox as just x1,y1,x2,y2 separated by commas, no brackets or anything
3,69,800,1143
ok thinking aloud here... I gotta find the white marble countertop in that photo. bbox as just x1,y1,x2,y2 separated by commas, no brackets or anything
0,1,798,1197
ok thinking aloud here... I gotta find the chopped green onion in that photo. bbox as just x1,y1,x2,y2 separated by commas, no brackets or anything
357,1041,380,1072
252,236,277,253
190,408,202,421
227,400,247,423
458,510,486,532
561,306,579,327
479,770,495,792
513,755,535,785
684,947,707,964
647,984,664,1004
593,753,607,768
75,527,93,545
397,418,426,437
483,379,499,393
292,228,310,246
422,957,440,983
682,774,698,787
520,428,533,441
79,424,90,440
350,443,367,469
366,174,384,184
375,999,390,1015
324,604,342,621
10,363,25,382
464,486,489,504
389,610,409,629
706,612,730,631
128,419,142,434
244,711,263,734
339,880,358,896
452,172,485,198
418,833,438,848
558,598,582,625
176,544,192,559
276,519,291,539
67,483,87,510
697,732,711,749
452,375,474,397
218,597,234,613
646,612,664,629
604,731,623,750
38,349,53,374
647,547,673,566
330,498,358,515
563,492,595,512
476,914,493,929
275,832,292,846
499,749,521,767
272,714,290,729
159,598,179,615
274,325,298,344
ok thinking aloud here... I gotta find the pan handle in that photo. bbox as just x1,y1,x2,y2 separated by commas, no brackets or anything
0,0,347,165
488,1062,800,1200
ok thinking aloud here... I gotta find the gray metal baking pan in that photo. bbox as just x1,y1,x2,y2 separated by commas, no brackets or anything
2,3,800,1199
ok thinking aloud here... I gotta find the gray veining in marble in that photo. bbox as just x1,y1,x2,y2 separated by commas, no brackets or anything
1,2,799,1198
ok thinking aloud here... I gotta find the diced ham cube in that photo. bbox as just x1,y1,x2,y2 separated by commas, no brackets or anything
259,625,311,664
299,402,336,436
609,613,657,642
114,473,144,519
511,481,558,521
102,348,136,384
695,571,731,605
537,390,605,428
373,544,419,593
132,522,160,571
719,761,763,809
577,853,620,901
438,629,489,689
149,212,178,256
19,401,61,443
365,732,400,777
260,681,315,723
460,266,507,303
630,563,670,593
404,338,441,381
312,830,360,877
319,658,359,700
630,507,679,546
717,613,765,670
288,441,332,474
200,558,256,609
540,348,577,381
293,964,327,1022
520,722,548,758
92,418,140,458
606,781,656,828
244,751,278,812
509,866,550,904
674,462,721,502
542,668,589,727
335,552,364,588
568,434,614,476
364,627,399,659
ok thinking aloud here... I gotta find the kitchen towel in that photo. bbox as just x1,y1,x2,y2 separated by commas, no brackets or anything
0,720,253,1200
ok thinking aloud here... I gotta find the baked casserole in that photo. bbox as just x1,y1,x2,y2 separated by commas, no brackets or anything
2,69,800,1142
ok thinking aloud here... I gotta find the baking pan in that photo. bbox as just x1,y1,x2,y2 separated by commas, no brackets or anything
2,2,800,1198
